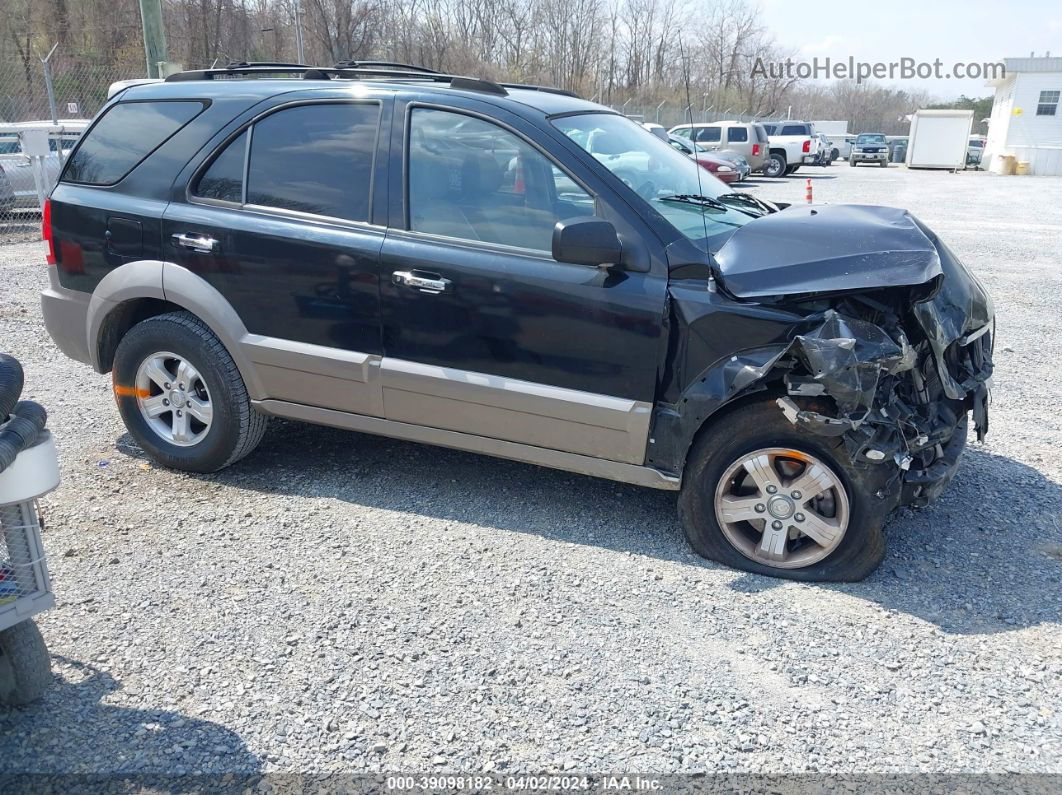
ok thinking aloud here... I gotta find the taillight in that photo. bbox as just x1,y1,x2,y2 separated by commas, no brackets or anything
802,139,811,153
752,144,760,156
42,198,56,265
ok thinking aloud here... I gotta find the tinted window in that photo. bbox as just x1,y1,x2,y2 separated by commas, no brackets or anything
194,131,247,203
63,101,203,185
754,125,769,143
727,127,748,143
762,124,777,136
246,103,378,221
408,108,594,252
780,124,807,136
694,127,721,143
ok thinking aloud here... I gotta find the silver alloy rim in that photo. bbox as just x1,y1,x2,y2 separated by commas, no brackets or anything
133,351,213,447
713,447,850,569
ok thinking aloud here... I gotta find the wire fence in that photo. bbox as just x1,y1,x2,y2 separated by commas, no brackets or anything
0,53,124,243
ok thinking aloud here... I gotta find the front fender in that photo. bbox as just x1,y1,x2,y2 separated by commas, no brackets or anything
646,344,789,475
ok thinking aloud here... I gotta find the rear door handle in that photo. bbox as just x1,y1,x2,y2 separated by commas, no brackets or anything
171,232,219,254
392,270,451,294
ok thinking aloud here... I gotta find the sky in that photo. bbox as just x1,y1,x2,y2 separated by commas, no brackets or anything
757,0,1061,100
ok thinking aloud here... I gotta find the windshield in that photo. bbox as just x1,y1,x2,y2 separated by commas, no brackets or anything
553,113,755,251
857,134,886,144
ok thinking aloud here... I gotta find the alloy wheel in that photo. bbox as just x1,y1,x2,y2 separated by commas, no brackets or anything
713,447,850,569
134,351,213,447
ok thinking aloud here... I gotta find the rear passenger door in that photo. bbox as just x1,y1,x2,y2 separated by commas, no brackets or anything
163,98,390,417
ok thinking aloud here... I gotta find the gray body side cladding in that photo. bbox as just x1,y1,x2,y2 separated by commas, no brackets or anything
54,261,669,487
256,399,678,490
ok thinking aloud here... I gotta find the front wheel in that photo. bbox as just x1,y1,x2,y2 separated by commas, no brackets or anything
112,311,268,473
764,153,787,178
678,400,889,582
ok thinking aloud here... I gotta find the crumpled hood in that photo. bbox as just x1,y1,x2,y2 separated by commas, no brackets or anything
714,204,942,298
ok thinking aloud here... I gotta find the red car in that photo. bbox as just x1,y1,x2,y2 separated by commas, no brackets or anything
691,150,741,183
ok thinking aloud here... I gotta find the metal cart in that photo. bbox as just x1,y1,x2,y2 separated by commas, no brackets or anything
0,430,58,705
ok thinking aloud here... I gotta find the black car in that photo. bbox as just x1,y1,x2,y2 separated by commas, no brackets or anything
40,63,993,581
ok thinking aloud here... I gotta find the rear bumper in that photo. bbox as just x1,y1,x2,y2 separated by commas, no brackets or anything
41,270,92,366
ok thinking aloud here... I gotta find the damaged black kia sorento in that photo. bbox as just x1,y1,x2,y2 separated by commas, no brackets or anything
41,66,993,582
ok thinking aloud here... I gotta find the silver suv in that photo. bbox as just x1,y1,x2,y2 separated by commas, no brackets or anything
668,121,768,172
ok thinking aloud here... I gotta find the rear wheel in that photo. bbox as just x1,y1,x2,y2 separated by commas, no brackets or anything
764,153,787,178
678,400,888,582
112,312,267,473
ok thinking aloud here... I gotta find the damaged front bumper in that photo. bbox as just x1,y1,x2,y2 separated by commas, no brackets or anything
706,203,995,509
774,308,992,508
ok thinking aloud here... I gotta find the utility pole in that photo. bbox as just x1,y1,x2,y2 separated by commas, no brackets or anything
294,0,306,64
138,0,169,78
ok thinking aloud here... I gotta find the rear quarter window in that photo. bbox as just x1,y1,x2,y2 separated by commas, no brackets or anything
695,127,721,143
727,127,748,143
63,100,204,185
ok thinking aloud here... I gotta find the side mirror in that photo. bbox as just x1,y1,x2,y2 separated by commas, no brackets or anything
552,217,622,267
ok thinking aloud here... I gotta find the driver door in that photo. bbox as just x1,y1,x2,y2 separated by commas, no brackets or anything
377,100,668,465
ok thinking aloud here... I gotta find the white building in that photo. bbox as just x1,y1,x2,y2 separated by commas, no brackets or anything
984,56,1062,175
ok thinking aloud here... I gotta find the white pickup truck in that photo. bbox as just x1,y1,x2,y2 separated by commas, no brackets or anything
760,121,820,178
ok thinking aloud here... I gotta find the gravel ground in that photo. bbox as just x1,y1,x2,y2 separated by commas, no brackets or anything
0,164,1060,777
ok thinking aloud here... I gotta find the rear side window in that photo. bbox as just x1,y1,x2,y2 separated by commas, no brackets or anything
195,131,247,202
63,100,204,185
246,103,378,222
694,127,721,143
727,127,748,143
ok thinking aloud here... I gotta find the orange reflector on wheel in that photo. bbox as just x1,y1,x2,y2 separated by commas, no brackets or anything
114,385,150,398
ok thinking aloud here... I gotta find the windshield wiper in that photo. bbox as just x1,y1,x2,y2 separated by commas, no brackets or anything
714,192,776,216
656,194,730,212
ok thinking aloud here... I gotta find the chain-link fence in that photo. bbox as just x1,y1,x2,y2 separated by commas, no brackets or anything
0,52,126,242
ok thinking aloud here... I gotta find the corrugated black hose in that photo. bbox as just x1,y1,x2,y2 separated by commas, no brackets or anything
0,353,48,475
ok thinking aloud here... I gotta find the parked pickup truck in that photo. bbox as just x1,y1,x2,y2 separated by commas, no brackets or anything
41,63,993,582
760,121,821,177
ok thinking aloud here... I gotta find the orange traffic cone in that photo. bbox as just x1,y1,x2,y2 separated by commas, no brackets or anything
805,178,813,204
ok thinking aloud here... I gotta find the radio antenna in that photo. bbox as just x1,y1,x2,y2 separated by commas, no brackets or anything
678,38,711,249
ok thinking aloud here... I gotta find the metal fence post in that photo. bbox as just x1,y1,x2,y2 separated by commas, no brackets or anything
40,43,59,125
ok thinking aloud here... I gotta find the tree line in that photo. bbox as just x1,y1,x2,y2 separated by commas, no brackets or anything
2,0,960,133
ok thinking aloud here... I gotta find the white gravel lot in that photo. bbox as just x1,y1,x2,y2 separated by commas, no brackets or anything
0,164,1060,777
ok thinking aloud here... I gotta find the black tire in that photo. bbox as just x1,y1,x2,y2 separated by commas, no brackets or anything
831,148,840,161
0,619,51,706
112,311,267,473
678,400,889,582
764,152,786,178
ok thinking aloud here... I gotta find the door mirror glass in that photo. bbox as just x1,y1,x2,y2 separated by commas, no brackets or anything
552,217,621,266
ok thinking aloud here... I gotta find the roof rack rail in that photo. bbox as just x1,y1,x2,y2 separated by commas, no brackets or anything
334,60,441,74
163,63,510,96
225,61,314,69
499,83,579,98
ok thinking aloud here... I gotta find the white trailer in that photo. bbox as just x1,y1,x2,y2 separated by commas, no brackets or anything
905,109,974,170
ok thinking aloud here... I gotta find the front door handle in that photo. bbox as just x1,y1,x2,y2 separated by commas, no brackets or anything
392,270,451,294
171,232,219,254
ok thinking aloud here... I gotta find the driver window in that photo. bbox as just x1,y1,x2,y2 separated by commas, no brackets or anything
407,108,594,252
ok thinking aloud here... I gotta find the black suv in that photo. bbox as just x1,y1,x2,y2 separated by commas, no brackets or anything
40,63,993,581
